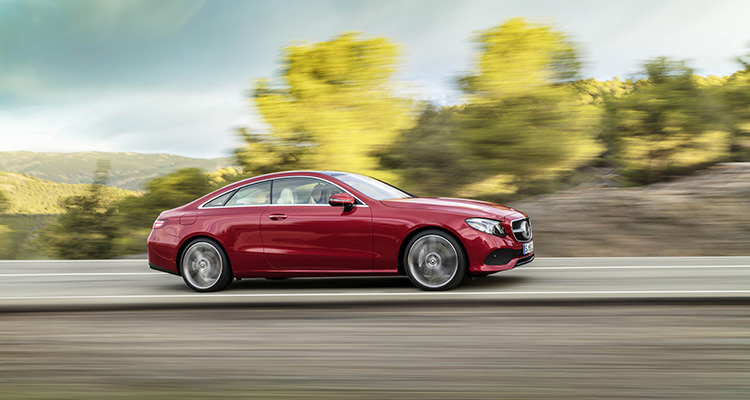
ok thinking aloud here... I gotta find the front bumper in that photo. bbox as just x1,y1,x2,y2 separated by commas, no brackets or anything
473,252,534,273
458,225,534,273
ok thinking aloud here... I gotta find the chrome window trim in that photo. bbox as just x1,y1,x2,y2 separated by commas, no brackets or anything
198,175,369,209
201,188,238,208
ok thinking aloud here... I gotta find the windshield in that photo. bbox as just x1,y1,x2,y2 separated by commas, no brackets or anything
323,172,413,200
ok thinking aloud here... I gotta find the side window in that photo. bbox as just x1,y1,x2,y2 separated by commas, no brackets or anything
225,181,271,206
272,178,344,205
203,190,236,208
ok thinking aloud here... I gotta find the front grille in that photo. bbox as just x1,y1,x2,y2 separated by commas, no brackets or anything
511,218,532,242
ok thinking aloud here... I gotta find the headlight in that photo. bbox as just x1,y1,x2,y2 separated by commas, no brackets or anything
465,218,506,237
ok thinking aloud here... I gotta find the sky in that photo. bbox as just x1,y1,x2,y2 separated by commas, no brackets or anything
2,0,750,159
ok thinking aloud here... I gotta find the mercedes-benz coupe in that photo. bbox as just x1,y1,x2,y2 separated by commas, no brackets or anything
147,171,534,291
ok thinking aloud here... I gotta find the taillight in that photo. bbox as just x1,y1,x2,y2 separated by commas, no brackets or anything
153,219,167,229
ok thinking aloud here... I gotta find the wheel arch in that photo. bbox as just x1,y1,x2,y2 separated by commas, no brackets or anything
396,225,469,276
175,233,232,277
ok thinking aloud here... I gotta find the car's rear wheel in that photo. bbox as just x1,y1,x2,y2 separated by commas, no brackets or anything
404,230,466,291
180,238,233,292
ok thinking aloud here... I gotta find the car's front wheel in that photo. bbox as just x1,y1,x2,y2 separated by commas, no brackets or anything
404,230,466,291
180,238,233,292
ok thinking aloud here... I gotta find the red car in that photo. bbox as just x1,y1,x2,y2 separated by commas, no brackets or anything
147,171,534,291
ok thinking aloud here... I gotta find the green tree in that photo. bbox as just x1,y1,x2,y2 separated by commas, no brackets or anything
234,127,305,177
0,224,14,259
456,18,601,197
239,32,414,182
112,168,212,254
206,165,243,189
380,105,474,196
0,190,9,214
716,49,750,160
602,57,731,184
0,190,14,259
41,161,118,259
460,18,582,97
570,77,643,105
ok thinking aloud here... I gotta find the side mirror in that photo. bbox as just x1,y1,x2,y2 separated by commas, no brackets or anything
329,192,356,211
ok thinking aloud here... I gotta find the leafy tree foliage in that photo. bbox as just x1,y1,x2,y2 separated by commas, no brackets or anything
0,191,14,259
570,77,643,104
0,190,9,214
0,173,133,260
461,17,581,98
642,57,694,84
239,33,414,181
206,166,243,189
115,168,211,227
112,168,212,254
235,127,306,177
716,53,750,160
41,161,118,259
602,57,731,184
380,105,474,196
454,18,601,197
0,224,14,259
0,171,133,215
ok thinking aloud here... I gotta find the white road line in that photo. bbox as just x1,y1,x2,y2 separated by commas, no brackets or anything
3,256,750,263
1,290,749,301
0,273,156,277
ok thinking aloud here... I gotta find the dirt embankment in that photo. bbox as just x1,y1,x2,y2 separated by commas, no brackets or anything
512,163,750,257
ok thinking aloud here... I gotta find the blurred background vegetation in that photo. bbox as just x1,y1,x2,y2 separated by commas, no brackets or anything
1,17,750,259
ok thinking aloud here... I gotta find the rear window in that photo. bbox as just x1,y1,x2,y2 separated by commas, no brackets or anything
203,190,235,207
226,181,271,206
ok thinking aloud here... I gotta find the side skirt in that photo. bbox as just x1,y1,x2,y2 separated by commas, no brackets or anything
233,269,398,279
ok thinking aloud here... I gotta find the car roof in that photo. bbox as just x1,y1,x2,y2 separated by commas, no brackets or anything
184,170,359,209
223,170,354,190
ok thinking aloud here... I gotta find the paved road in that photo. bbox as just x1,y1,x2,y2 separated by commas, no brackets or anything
1,257,748,399
1,303,748,399
0,257,749,310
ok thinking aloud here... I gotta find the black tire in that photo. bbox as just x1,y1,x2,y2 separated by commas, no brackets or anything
403,229,467,291
180,238,233,292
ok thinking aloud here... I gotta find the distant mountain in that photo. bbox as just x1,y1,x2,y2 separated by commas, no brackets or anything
0,151,235,190
0,171,135,215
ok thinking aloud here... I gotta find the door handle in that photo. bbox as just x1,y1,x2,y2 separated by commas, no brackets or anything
268,214,287,220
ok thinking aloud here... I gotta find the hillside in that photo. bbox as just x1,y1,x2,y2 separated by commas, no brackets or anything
0,172,136,215
511,163,750,257
0,151,234,191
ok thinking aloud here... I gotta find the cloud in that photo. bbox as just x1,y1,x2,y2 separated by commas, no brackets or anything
0,0,206,43
0,87,264,158
0,0,207,98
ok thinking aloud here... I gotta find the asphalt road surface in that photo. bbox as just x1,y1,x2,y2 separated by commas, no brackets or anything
0,256,749,310
0,257,748,399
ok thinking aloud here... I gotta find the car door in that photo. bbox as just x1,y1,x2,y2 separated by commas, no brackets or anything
260,177,373,270
198,180,272,274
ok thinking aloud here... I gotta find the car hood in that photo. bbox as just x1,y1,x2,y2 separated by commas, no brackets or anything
380,197,525,220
